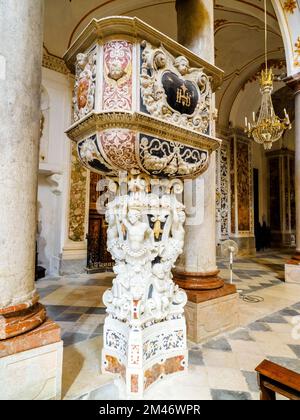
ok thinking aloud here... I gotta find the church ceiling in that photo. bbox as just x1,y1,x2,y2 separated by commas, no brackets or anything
43,0,287,129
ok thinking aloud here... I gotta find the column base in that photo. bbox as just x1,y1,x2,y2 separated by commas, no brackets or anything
0,302,47,340
184,284,239,343
287,252,300,265
285,263,300,283
102,315,188,397
0,319,63,400
173,269,224,290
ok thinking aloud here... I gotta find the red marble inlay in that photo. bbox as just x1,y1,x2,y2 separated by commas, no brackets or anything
131,374,139,393
103,41,133,111
77,78,90,109
144,355,185,389
105,355,126,379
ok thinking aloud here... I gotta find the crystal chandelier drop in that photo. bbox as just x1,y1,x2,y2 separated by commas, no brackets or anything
244,0,291,150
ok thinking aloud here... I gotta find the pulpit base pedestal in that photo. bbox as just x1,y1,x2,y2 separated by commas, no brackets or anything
102,315,188,397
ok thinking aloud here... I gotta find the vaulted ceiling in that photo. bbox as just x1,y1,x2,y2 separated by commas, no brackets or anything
44,0,287,129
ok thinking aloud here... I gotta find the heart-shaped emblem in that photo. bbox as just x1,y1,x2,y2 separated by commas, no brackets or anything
162,71,199,115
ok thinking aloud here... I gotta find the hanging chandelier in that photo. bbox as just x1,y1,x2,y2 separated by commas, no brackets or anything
244,0,291,150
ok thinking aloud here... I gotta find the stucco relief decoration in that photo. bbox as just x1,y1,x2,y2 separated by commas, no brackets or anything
73,47,97,122
283,0,297,13
140,41,212,134
216,144,230,238
68,144,88,242
237,141,251,232
140,136,209,177
103,41,133,110
294,37,300,67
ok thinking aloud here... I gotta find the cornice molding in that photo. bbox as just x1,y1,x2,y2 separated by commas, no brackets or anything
42,50,70,75
63,16,223,90
65,111,221,153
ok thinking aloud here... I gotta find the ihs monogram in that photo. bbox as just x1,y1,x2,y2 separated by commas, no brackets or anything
176,84,192,107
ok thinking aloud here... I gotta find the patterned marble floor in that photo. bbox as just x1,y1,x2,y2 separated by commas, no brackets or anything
36,251,300,400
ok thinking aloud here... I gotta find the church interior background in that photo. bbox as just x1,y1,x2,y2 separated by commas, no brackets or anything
1,0,300,401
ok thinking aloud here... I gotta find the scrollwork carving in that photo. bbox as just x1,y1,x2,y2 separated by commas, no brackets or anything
140,41,212,134
139,136,210,177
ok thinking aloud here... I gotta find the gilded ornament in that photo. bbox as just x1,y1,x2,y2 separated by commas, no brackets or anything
294,36,300,66
283,0,297,13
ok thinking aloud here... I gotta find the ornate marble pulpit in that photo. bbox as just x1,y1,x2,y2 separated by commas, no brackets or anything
64,16,222,397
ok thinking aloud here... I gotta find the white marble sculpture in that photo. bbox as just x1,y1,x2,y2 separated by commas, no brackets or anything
101,175,188,396
103,176,187,323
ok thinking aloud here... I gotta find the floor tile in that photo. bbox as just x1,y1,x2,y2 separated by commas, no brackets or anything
203,337,232,352
211,389,252,400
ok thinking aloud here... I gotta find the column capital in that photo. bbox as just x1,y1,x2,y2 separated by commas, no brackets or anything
284,72,300,95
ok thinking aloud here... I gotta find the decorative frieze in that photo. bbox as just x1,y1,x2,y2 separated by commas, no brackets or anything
42,49,69,75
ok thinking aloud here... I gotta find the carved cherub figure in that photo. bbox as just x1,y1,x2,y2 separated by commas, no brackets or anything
108,60,126,81
153,50,167,70
151,263,172,319
174,56,190,76
123,208,154,253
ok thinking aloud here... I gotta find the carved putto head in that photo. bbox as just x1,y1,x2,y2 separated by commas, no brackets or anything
153,50,167,70
174,56,190,76
108,60,126,81
127,208,142,225
76,53,88,70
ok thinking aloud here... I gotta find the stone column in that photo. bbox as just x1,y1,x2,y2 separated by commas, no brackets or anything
285,73,300,277
174,0,223,290
174,0,239,343
0,0,46,338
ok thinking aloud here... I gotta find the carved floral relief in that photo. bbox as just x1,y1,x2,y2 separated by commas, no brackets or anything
103,41,133,110
101,130,139,172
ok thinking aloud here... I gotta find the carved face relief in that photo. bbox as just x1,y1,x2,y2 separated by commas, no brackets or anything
174,56,190,76
154,51,167,70
128,209,141,225
108,60,126,81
